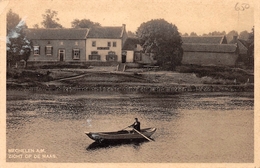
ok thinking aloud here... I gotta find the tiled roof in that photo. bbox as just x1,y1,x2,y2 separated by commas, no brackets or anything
122,38,139,50
182,36,226,44
87,26,123,39
25,28,89,40
182,43,237,53
229,39,248,54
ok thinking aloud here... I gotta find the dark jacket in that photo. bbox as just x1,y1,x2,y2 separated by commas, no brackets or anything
133,121,141,131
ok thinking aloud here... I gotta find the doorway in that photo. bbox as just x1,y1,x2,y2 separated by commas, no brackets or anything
59,49,65,61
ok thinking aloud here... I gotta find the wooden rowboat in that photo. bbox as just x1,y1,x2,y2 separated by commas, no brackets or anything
85,127,156,142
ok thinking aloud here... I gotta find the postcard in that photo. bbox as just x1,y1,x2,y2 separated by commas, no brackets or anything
1,0,259,168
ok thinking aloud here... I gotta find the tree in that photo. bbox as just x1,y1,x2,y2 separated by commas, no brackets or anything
7,9,22,34
239,30,249,40
6,10,32,68
190,32,198,36
71,19,101,28
202,31,226,36
33,24,40,29
136,19,183,70
247,27,254,69
127,31,136,37
226,30,238,43
209,31,226,36
182,32,189,36
41,9,63,28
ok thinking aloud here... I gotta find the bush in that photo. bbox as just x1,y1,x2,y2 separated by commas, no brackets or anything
176,65,253,84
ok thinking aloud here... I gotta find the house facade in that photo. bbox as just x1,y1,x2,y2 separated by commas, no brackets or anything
86,24,127,63
25,28,88,64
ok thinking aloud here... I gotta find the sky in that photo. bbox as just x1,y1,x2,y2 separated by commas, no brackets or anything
3,0,255,35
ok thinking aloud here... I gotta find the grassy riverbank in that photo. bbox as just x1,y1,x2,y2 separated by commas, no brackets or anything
6,65,254,92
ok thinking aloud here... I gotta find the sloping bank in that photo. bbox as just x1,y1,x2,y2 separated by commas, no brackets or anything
7,82,254,93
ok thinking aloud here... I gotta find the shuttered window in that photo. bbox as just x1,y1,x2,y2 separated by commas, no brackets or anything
45,46,53,55
89,51,100,60
106,51,117,61
33,46,40,55
73,49,80,60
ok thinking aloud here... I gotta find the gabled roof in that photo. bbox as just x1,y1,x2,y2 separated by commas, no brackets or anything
182,36,227,44
25,28,89,40
182,43,237,53
229,38,248,54
122,37,139,50
87,26,123,39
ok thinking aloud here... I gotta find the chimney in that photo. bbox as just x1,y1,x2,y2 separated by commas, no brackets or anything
122,24,126,30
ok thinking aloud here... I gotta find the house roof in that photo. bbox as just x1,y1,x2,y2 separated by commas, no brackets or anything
182,43,237,53
87,26,123,39
25,28,89,40
181,36,227,44
122,37,139,50
229,38,248,54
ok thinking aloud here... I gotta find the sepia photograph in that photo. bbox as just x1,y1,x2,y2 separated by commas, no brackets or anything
1,0,258,167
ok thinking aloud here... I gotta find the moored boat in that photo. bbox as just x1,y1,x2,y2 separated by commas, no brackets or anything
85,127,156,143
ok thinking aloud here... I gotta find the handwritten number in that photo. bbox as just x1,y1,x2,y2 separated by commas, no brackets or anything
242,3,250,9
235,3,240,11
235,2,250,11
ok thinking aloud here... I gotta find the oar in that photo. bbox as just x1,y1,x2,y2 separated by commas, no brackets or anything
133,128,154,142
119,126,131,131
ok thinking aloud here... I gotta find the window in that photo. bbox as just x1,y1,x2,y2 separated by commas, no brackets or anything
89,55,101,60
89,51,100,60
75,41,78,45
106,51,117,61
134,52,142,61
73,49,80,60
91,51,98,55
107,42,111,47
60,41,63,45
45,46,53,55
92,41,96,47
33,46,40,55
108,51,115,55
113,42,117,47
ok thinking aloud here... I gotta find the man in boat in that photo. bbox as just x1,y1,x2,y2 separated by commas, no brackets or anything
129,118,141,131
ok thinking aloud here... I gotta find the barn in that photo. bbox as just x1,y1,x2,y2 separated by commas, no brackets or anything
181,36,238,66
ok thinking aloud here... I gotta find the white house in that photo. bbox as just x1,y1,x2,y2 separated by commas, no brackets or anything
86,24,127,63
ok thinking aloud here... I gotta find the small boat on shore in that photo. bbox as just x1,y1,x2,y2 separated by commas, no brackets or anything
85,127,156,143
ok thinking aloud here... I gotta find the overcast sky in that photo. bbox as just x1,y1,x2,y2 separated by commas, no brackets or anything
5,0,254,35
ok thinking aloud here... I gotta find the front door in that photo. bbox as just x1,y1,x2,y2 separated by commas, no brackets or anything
59,49,65,61
122,51,126,63
122,55,126,63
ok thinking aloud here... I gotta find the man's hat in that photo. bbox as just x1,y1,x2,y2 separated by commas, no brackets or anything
135,118,138,120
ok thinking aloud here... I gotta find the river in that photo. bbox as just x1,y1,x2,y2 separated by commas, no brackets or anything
6,90,254,163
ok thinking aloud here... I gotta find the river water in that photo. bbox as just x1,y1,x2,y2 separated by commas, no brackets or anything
6,90,254,163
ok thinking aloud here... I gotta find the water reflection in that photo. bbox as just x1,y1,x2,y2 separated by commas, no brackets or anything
86,139,149,151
